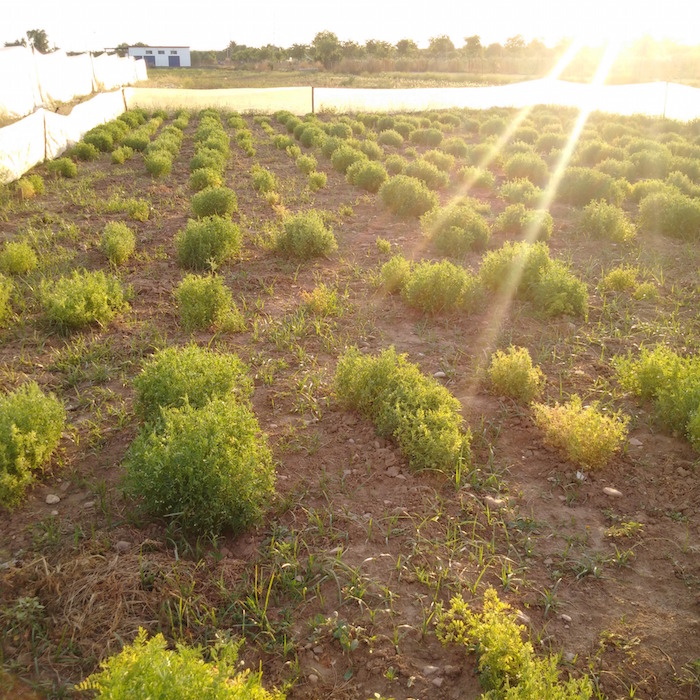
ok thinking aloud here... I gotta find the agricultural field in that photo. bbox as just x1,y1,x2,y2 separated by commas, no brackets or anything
0,101,699,700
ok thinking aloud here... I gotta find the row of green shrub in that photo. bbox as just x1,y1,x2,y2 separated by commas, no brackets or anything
144,113,188,178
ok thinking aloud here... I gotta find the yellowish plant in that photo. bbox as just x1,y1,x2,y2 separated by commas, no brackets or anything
488,346,544,403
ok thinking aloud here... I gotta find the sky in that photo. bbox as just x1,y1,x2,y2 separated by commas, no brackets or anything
2,0,700,53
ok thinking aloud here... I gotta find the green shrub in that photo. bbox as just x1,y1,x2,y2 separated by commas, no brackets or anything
596,158,631,179
436,588,593,699
557,167,624,206
578,200,635,241
533,396,628,469
40,270,128,332
402,259,482,314
251,164,278,194
409,128,443,147
100,221,136,266
70,142,100,162
504,152,549,186
273,134,294,150
191,186,237,218
531,261,588,317
377,129,403,147
126,398,273,534
176,274,243,332
423,149,455,173
335,347,469,474
479,241,551,295
441,136,469,158
144,151,172,178
385,154,407,175
632,281,658,301
46,157,77,178
190,147,226,173
421,204,490,255
0,241,37,275
296,154,317,174
110,146,134,165
404,159,449,190
359,140,384,161
299,126,324,149
346,160,388,193
500,178,542,207
122,130,150,152
379,175,438,217
134,344,252,424
494,204,553,241
24,174,44,195
189,167,222,192
0,382,66,509
78,629,283,698
331,145,367,174
0,275,12,326
599,265,638,292
488,346,544,403
308,171,327,191
380,255,411,293
176,216,241,271
638,190,700,240
479,117,507,137
456,166,495,189
629,179,674,203
276,210,337,259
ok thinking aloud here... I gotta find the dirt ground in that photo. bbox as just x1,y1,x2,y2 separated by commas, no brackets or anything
0,107,698,700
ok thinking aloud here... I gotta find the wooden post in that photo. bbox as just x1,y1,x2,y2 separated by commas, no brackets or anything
311,86,315,115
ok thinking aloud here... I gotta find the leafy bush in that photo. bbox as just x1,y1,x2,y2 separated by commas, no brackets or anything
404,159,449,190
175,216,241,271
78,629,283,698
377,129,403,147
533,396,628,469
251,165,278,194
421,204,490,255
144,152,172,178
275,210,337,259
331,145,367,174
494,204,553,241
599,265,638,293
296,154,317,174
385,154,407,175
531,261,588,317
46,157,77,178
422,149,455,173
0,275,12,326
126,398,273,534
488,346,544,403
436,588,592,699
504,152,549,186
456,166,495,190
402,259,482,314
190,147,226,173
379,255,412,293
301,283,341,317
409,128,443,147
0,382,66,509
70,142,100,162
189,167,222,192
379,175,438,217
500,178,542,207
0,241,37,275
335,347,469,474
308,171,327,191
40,270,128,332
359,140,384,161
638,190,700,240
578,200,635,241
441,136,469,157
110,146,134,165
479,117,507,137
176,274,243,332
100,222,136,266
191,186,237,218
346,160,388,193
122,130,150,152
557,167,624,206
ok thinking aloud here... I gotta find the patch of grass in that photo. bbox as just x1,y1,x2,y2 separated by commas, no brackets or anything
533,396,628,469
40,269,128,332
275,210,337,259
0,275,13,326
488,346,544,403
335,346,470,475
175,216,241,271
100,222,136,266
0,382,65,509
0,241,38,275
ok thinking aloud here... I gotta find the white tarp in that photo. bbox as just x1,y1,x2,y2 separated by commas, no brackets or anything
124,86,313,115
0,46,145,122
0,110,46,183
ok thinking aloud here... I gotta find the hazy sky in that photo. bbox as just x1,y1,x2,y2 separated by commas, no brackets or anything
3,0,699,52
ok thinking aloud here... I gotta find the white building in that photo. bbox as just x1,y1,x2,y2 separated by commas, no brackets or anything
127,46,191,68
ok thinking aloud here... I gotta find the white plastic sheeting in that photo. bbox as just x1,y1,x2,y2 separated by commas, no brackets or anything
0,46,146,121
0,91,126,183
124,87,313,115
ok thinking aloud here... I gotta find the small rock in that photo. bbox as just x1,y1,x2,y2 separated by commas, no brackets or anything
348,438,355,445
484,495,505,508
575,470,586,482
308,674,319,684
313,645,323,655
45,494,60,505
433,371,446,379
83,501,95,510
543,557,554,565
423,665,439,676
603,487,623,497
628,437,643,447
51,510,58,516
114,541,131,554
387,466,400,478
432,677,444,688
443,665,460,678
220,547,231,558
561,614,572,623
563,652,576,663
677,467,690,478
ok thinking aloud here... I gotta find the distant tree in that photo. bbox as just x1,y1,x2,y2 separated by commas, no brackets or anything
312,31,342,69
26,29,50,53
4,38,27,48
485,42,504,58
365,39,394,58
428,35,455,57
463,35,483,70
505,34,526,53
396,39,419,57
114,42,130,57
288,43,309,61
341,40,365,60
